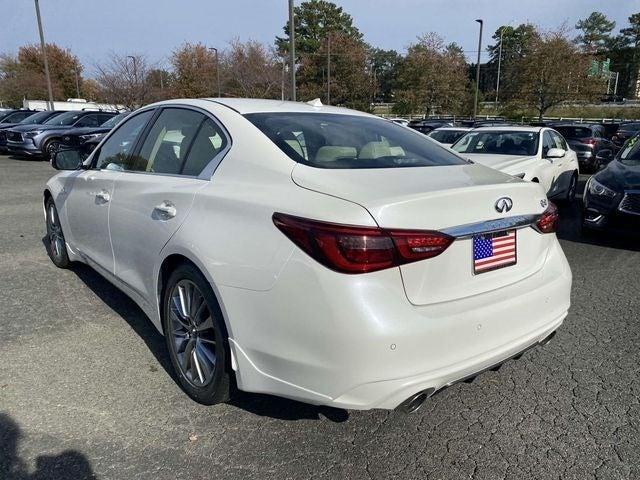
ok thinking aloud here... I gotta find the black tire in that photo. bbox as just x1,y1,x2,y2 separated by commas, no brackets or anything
45,197,70,268
162,263,232,405
45,140,61,160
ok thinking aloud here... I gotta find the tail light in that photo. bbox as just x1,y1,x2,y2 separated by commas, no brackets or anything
580,138,597,147
272,213,454,274
534,202,559,234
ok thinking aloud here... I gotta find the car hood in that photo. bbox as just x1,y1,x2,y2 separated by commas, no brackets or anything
0,122,24,131
9,124,68,133
61,126,110,136
595,160,640,191
460,154,539,174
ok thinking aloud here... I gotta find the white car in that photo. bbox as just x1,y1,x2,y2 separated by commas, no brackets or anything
427,127,472,148
452,126,580,201
45,99,571,412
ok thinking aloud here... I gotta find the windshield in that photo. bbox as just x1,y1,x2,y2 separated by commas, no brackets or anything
452,131,539,156
618,135,640,166
245,113,468,169
428,129,468,144
18,111,56,125
100,113,127,128
0,111,35,123
553,126,591,139
43,111,85,126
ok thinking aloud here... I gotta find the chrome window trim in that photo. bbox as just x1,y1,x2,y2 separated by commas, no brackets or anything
441,214,541,239
89,104,232,180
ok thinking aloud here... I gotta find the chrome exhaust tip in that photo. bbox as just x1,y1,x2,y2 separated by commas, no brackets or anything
396,388,435,414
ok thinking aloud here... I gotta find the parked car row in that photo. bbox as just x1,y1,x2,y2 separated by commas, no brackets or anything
0,109,123,158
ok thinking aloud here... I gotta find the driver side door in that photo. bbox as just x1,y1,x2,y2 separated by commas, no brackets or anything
64,110,155,273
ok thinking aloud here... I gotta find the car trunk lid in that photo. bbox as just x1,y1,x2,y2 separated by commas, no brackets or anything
292,163,553,305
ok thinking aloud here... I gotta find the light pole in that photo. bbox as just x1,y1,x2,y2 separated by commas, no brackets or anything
34,0,54,110
209,47,221,97
326,34,331,105
72,68,80,98
473,19,483,119
127,55,137,84
495,26,505,105
289,0,296,101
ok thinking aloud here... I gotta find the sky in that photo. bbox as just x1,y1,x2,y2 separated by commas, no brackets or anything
2,0,638,75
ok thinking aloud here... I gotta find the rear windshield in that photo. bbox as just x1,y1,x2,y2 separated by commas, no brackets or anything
452,131,539,156
244,113,467,169
553,126,592,139
428,129,468,144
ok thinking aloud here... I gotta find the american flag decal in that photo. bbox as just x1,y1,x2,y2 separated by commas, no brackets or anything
473,230,517,273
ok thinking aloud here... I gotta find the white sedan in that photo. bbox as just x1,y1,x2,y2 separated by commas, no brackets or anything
45,99,571,412
452,126,580,201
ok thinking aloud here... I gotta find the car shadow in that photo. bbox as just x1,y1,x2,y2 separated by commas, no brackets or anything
556,176,640,252
0,412,97,480
63,259,349,423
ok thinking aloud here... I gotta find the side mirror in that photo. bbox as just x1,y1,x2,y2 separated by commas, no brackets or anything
51,148,86,170
546,148,565,159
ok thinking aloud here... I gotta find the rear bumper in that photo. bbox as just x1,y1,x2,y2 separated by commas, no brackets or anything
221,238,572,410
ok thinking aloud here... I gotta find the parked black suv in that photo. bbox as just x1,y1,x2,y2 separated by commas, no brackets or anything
0,110,37,126
612,122,640,149
552,124,615,172
59,112,128,149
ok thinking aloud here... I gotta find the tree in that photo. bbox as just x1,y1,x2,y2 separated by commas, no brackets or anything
486,24,539,104
393,33,473,115
514,29,603,119
170,42,217,98
369,48,402,102
575,12,616,54
0,43,83,107
224,39,282,98
620,13,640,48
95,54,153,109
297,33,371,109
276,0,363,57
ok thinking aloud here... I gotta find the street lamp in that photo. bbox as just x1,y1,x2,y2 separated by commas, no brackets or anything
34,0,54,110
495,26,505,105
209,47,221,97
127,55,137,84
473,19,483,119
289,0,296,101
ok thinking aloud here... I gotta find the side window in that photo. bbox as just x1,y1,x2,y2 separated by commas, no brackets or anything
551,131,567,150
127,108,205,174
542,131,555,157
94,110,154,170
76,114,100,127
181,118,228,176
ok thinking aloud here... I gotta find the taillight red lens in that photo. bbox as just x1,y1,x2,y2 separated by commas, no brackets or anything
580,138,597,146
273,213,454,274
535,202,559,234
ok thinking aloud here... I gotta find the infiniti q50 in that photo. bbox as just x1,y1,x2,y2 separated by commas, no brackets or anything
44,99,572,412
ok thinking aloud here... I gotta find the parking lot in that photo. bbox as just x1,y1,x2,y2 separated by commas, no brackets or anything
0,155,639,480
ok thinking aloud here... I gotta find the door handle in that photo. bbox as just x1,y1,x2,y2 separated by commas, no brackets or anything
89,190,111,203
153,201,177,219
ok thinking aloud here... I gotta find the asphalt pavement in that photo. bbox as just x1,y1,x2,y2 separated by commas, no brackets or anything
0,155,639,480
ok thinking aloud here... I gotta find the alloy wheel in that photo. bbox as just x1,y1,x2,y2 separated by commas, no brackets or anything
169,280,218,387
47,203,65,260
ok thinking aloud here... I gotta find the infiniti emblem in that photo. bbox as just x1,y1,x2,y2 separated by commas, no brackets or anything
495,197,513,213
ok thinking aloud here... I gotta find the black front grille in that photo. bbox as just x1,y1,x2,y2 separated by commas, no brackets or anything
7,132,22,142
60,135,79,146
619,193,640,215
